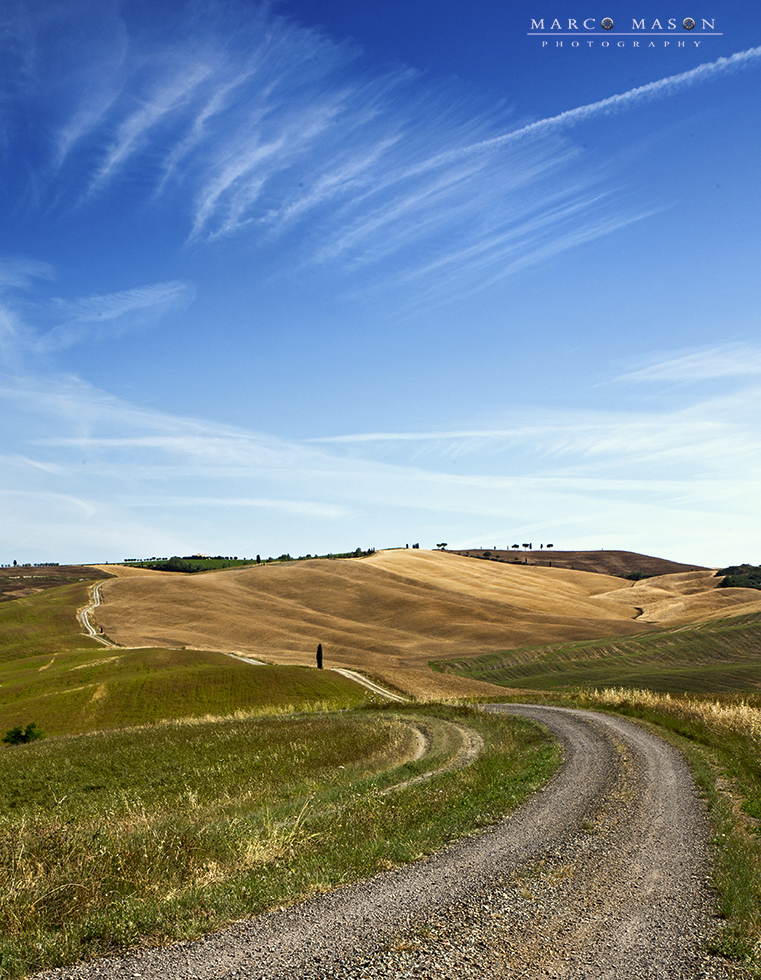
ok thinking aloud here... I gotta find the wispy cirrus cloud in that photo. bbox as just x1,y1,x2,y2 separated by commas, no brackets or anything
310,383,761,477
130,496,352,519
0,256,55,291
612,345,761,383
51,281,192,324
9,280,192,355
88,62,218,196
5,0,715,302
0,258,55,364
40,280,194,349
0,261,194,361
6,4,761,306
17,364,757,488
423,45,761,168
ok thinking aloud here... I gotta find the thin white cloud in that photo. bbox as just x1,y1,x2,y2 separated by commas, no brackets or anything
155,67,260,194
0,452,63,474
37,281,194,351
0,257,55,291
1,2,651,298
613,345,761,383
88,62,218,194
6,370,761,481
8,6,761,302
131,496,352,519
309,387,761,474
51,281,193,324
0,267,195,362
0,258,55,365
0,306,22,359
179,40,761,292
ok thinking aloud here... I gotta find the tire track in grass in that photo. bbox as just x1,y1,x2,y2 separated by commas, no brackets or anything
76,584,114,647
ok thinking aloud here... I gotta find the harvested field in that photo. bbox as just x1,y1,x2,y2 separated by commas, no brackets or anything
0,564,111,602
593,570,761,625
87,550,761,699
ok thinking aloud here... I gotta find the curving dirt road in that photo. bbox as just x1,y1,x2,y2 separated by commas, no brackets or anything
34,706,747,980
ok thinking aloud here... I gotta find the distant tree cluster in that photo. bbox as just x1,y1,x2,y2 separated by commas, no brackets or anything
718,564,761,590
129,556,248,573
307,547,375,561
124,548,376,573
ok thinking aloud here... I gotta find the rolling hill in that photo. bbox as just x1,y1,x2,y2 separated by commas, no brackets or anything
89,549,761,698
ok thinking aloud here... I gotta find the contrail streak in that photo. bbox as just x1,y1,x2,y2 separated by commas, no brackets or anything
418,45,761,172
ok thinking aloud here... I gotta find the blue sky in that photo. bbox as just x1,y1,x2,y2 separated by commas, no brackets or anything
1,0,760,566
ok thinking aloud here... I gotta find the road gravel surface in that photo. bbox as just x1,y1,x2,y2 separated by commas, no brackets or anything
34,706,747,980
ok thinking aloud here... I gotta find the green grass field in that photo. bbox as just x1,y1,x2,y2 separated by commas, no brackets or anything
432,611,761,695
0,582,100,660
0,645,376,737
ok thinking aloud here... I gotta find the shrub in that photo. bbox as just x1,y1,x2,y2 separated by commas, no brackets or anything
3,723,45,745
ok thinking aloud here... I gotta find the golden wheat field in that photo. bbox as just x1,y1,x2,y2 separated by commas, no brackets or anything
88,550,761,698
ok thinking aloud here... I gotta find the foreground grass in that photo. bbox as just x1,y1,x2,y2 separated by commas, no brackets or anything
432,611,761,695
0,704,557,979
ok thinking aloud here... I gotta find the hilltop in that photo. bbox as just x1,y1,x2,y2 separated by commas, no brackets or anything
449,547,707,577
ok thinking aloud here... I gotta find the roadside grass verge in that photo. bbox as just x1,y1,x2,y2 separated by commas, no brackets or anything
431,612,761,695
0,704,558,979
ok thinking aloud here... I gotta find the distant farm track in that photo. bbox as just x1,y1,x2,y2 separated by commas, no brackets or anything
35,707,741,980
89,551,761,699
76,584,114,647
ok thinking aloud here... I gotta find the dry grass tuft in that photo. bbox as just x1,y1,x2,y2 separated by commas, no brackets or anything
583,687,761,743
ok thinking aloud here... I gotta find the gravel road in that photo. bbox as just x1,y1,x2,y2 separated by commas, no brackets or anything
35,706,748,980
